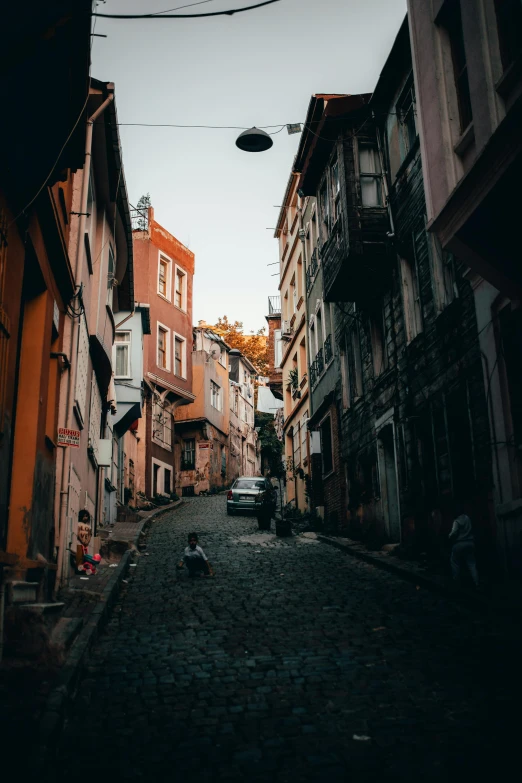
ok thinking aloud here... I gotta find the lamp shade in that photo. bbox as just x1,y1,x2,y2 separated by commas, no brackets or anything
235,127,273,152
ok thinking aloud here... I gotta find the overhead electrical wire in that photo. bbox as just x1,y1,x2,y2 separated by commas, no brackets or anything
112,122,290,129
93,0,282,20
152,1,217,14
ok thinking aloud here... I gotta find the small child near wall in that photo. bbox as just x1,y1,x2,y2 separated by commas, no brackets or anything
177,532,214,577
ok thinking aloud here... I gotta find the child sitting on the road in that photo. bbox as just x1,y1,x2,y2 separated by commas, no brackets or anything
177,532,214,577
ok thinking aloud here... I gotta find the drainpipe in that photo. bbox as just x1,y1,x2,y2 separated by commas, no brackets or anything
54,90,115,596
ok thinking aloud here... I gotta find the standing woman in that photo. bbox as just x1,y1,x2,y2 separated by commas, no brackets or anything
449,507,479,589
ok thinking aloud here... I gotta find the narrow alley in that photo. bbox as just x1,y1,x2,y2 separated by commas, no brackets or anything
50,497,519,782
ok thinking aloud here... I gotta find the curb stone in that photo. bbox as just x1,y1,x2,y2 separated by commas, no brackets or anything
137,498,183,520
34,516,150,772
316,534,488,611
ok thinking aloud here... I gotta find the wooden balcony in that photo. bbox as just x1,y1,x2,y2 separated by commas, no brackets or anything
322,212,391,303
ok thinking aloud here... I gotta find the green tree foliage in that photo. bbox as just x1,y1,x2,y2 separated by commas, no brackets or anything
135,193,151,230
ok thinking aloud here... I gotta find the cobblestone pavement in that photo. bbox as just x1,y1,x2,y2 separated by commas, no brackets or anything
51,497,520,782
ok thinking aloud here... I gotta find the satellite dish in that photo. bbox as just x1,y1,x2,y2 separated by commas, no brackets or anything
208,342,221,361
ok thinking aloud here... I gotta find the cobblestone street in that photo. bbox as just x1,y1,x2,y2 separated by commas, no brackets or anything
52,497,519,781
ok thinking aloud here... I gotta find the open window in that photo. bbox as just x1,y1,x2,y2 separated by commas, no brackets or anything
181,438,195,470
173,333,186,378
158,254,172,300
157,323,171,371
210,380,222,411
114,331,131,378
175,266,187,311
358,144,383,207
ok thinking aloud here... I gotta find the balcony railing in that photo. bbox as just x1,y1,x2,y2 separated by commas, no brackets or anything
324,334,333,365
316,347,324,376
309,345,328,389
130,208,149,232
268,295,281,315
309,362,317,388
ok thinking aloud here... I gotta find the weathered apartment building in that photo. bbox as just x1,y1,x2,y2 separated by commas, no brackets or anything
294,18,497,573
274,173,310,511
407,0,522,576
228,348,260,482
175,324,230,495
0,3,146,594
54,77,137,585
175,323,260,495
132,205,195,502
0,1,93,589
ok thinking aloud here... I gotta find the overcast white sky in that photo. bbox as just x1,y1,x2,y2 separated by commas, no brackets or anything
92,0,406,333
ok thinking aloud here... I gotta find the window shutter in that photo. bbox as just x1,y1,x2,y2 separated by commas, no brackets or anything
75,314,90,425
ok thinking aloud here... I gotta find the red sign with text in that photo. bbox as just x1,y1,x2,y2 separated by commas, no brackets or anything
57,428,80,448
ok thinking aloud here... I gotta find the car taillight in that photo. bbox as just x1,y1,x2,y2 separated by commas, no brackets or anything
227,490,233,500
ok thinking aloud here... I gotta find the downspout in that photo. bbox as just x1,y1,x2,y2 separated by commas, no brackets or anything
54,90,115,596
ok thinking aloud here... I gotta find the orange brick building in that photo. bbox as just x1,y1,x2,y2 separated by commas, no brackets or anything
0,2,92,587
132,207,195,500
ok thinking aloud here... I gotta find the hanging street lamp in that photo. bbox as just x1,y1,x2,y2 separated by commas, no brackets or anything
235,127,273,152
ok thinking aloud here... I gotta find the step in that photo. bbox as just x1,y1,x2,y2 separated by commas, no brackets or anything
17,602,65,615
7,581,39,604
50,616,83,650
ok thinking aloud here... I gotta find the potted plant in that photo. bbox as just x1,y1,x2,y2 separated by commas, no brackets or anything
288,367,299,389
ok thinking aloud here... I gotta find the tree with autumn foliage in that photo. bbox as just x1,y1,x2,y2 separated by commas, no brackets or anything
212,316,268,377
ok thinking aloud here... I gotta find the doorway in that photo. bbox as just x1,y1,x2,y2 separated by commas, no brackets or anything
377,423,401,542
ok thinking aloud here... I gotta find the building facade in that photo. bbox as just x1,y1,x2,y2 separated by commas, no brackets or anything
275,172,310,512
0,1,92,590
228,348,260,482
175,324,230,495
407,0,522,575
300,159,344,528
132,206,195,502
265,296,283,399
294,26,494,572
53,78,135,585
110,305,151,514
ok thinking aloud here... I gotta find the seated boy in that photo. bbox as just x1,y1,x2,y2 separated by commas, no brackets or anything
177,532,214,577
